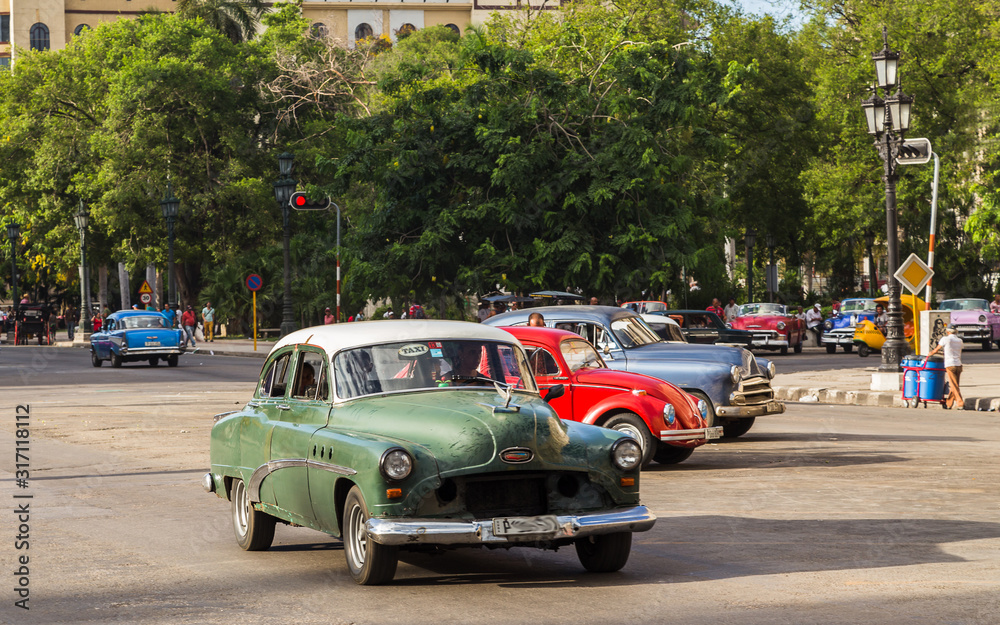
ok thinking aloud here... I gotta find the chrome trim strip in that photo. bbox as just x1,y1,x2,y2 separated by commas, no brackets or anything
658,426,723,442
248,459,357,501
366,505,656,546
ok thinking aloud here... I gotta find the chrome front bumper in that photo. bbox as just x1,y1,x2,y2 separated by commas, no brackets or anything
366,505,656,546
659,426,723,442
821,331,854,346
750,335,789,348
716,400,785,418
956,328,990,341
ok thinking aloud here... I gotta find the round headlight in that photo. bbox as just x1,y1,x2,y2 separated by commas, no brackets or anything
767,361,776,379
730,365,742,384
611,438,642,471
979,315,986,323
697,399,708,420
776,321,786,330
663,403,676,425
823,320,834,331
380,448,413,481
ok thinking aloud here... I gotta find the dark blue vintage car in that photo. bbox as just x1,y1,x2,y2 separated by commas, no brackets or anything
90,310,186,367
821,298,878,354
485,306,783,438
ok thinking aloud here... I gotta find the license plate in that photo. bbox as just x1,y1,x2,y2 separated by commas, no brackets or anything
144,341,161,347
493,515,559,536
706,426,723,440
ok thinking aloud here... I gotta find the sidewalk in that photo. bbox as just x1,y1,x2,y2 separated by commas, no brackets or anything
772,363,1000,412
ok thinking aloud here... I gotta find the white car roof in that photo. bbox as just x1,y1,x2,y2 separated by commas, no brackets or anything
639,313,680,327
271,320,522,358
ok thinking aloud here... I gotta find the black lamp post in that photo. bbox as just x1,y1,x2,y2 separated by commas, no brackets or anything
6,221,19,315
765,233,776,303
74,201,92,336
160,183,180,310
861,27,913,372
274,152,297,337
864,230,877,297
745,228,757,304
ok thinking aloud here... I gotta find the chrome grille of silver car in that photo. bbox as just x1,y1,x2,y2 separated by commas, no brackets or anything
732,376,774,405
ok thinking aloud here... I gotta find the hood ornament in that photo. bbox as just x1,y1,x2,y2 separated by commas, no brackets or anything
491,382,520,413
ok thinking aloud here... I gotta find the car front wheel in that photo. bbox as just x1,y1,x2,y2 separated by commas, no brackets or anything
231,479,275,551
825,344,837,354
983,340,993,351
604,412,656,468
91,350,102,368
343,486,398,585
575,532,632,573
721,417,755,438
167,355,179,367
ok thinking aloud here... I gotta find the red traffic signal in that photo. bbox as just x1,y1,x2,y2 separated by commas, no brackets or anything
288,192,332,210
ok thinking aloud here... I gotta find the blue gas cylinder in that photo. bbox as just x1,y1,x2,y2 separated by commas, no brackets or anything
902,356,920,399
918,356,946,401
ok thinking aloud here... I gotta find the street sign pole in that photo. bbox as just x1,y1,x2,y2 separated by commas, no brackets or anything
245,273,263,351
253,291,257,352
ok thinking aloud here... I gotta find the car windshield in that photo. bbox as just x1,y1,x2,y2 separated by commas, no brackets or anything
122,315,168,329
939,299,988,311
611,316,662,348
841,299,876,313
644,319,686,342
560,339,606,372
739,303,786,316
334,339,537,399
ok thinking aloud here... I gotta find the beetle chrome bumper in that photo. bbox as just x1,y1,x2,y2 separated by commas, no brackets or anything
658,426,723,442
716,400,785,418
366,505,656,546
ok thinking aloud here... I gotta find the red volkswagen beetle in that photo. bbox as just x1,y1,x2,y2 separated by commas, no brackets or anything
503,327,722,467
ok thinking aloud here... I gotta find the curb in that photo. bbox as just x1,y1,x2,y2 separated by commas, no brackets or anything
773,385,1000,411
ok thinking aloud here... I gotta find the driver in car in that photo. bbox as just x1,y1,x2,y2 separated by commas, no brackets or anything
445,343,489,386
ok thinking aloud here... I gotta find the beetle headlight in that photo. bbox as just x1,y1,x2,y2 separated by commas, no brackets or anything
823,320,834,331
380,448,413,482
611,438,642,471
730,365,741,384
767,361,776,379
663,403,675,425
697,399,708,420
776,321,786,330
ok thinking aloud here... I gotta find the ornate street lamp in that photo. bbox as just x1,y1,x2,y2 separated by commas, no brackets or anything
160,183,180,310
6,221,19,319
74,201,92,337
274,152,298,337
765,233,776,303
745,228,757,304
861,27,913,372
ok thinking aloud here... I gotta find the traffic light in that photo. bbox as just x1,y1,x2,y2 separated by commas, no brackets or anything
288,192,332,210
896,138,932,165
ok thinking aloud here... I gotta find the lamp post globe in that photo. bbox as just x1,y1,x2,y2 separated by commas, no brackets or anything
274,153,297,337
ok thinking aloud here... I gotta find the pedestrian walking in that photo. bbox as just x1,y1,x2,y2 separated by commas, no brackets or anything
201,301,215,342
707,298,724,318
925,324,965,409
723,297,738,323
805,303,823,345
324,307,335,325
163,303,177,329
182,305,197,347
65,304,77,341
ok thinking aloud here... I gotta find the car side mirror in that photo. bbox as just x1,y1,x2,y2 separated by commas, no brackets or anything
543,384,565,403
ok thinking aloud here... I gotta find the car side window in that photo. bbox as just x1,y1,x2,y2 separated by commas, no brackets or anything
292,351,327,401
259,353,292,398
525,347,560,377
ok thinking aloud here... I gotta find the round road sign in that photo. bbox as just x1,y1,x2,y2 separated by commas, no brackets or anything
246,273,263,292
140,293,152,304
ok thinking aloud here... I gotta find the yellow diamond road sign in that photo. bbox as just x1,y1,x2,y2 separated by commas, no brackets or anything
894,253,934,294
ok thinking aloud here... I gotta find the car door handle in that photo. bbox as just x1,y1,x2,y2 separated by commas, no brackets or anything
554,377,569,381
277,404,291,411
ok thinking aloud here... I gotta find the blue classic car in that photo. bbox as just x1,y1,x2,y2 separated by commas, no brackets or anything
821,298,878,354
485,306,783,438
90,310,186,367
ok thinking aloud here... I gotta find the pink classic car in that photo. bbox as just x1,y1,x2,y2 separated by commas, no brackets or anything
729,303,806,355
938,299,1000,350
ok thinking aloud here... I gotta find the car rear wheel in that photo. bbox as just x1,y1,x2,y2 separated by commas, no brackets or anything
780,345,788,355
343,486,398,585
722,417,756,439
825,344,837,354
843,344,854,353
149,357,159,366
857,343,871,357
110,351,123,368
575,532,632,573
230,479,275,551
653,444,694,465
91,350,102,368
794,340,803,353
604,413,656,469
167,355,179,367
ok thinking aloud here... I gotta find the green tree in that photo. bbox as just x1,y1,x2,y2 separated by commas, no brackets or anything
176,0,267,43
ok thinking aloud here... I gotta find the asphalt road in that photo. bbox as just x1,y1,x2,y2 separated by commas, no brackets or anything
1,346,998,624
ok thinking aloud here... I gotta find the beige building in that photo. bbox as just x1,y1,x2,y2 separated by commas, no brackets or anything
0,0,540,65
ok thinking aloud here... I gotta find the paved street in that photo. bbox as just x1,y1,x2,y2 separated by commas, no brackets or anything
1,346,999,624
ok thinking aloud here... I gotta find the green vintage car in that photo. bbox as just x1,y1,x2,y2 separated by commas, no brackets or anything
204,321,655,585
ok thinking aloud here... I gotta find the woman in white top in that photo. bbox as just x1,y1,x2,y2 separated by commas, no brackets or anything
925,324,964,409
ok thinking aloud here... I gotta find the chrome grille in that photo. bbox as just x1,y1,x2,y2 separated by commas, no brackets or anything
464,476,547,518
732,376,774,405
